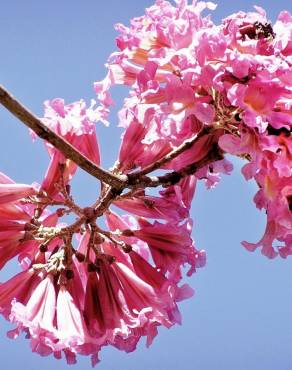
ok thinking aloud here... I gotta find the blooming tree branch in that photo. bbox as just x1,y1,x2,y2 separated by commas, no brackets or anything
0,0,291,367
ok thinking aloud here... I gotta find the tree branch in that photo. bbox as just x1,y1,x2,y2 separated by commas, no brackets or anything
0,85,127,189
128,146,224,188
130,127,211,177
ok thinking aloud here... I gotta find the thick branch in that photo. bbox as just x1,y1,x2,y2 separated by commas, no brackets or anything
94,185,122,216
0,85,126,189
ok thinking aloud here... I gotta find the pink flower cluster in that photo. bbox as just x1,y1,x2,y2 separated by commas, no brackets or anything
97,0,291,257
0,97,203,364
0,0,291,367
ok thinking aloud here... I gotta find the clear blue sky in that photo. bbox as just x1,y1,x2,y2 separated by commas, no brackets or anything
0,1,291,369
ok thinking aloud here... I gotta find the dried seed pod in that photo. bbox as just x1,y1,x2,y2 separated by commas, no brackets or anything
75,251,86,263
122,244,132,253
65,269,74,279
39,244,48,253
87,262,100,272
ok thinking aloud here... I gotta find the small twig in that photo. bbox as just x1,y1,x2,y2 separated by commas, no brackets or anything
61,216,85,236
128,146,224,188
115,188,144,200
0,85,127,189
57,167,84,216
130,127,210,177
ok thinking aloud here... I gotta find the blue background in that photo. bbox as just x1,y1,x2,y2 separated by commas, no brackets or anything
0,1,291,369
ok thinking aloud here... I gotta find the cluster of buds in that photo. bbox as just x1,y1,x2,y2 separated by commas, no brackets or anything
0,0,291,366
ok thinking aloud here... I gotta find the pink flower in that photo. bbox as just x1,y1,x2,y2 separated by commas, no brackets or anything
160,175,197,209
55,284,99,362
0,269,42,319
0,202,31,221
242,220,279,259
41,99,101,197
118,118,148,172
133,219,197,281
83,257,174,351
0,212,58,270
196,27,227,66
117,108,173,173
41,147,77,197
0,173,35,220
113,191,189,222
167,131,222,171
0,229,26,269
0,183,38,204
10,275,57,344
43,99,101,141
